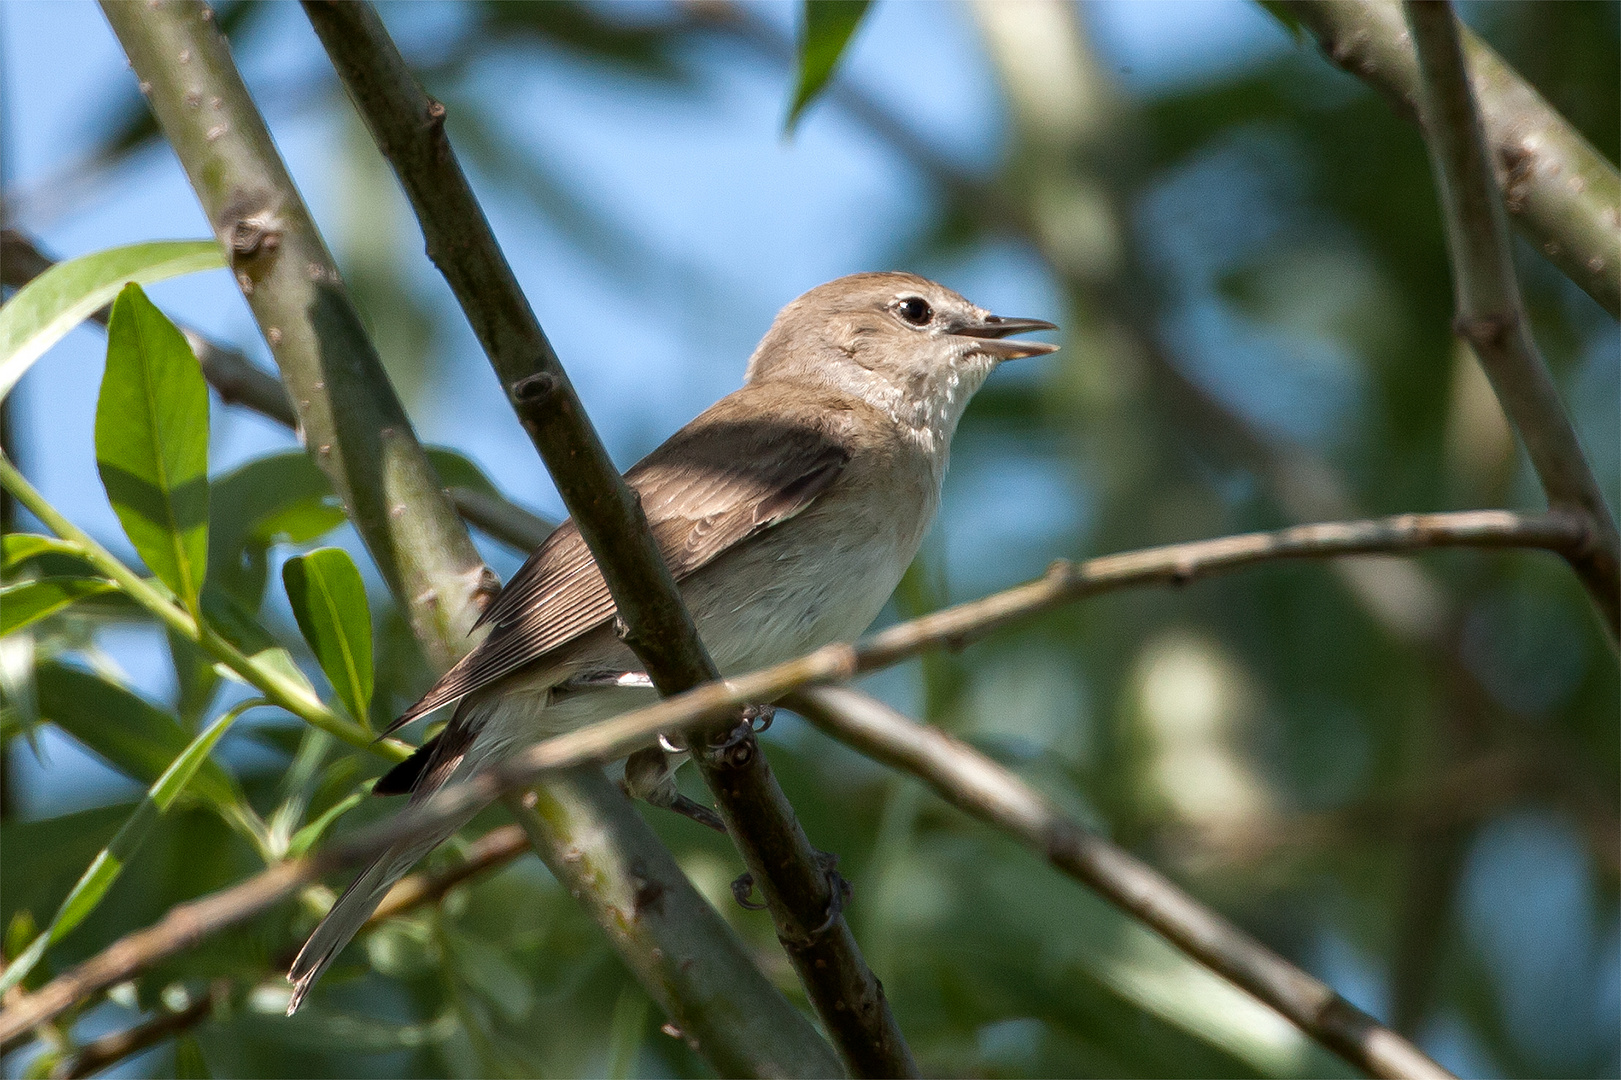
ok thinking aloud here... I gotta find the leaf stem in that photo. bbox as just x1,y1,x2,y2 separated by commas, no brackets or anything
0,453,386,756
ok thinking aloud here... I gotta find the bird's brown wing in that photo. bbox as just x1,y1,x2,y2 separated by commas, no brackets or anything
386,411,850,732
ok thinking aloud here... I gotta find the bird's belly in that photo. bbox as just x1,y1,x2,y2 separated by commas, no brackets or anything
686,514,919,677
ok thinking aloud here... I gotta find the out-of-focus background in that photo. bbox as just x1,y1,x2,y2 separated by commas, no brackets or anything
2,1,1616,1077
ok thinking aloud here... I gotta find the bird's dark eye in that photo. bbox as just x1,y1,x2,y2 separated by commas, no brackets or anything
896,296,933,326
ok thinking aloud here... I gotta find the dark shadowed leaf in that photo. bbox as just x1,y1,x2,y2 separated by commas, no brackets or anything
96,283,210,617
34,661,240,810
0,578,116,636
785,0,871,132
282,548,374,726
0,697,257,995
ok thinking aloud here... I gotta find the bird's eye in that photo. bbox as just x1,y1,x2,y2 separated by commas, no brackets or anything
896,296,933,326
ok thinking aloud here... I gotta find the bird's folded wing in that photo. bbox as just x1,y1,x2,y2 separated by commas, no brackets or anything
387,415,850,732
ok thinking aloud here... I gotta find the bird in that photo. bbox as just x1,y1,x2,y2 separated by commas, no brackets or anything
286,271,1058,1012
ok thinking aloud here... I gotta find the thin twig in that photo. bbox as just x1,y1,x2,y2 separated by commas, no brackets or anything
0,506,1584,1046
300,4,907,1074
1402,0,1619,641
786,685,1456,1080
94,7,838,1077
1279,0,1621,318
51,980,226,1080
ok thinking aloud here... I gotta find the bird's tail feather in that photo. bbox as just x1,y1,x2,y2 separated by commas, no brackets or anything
286,697,501,1014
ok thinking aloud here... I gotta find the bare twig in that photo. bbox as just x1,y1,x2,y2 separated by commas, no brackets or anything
300,4,907,1074
0,506,1584,1046
786,685,1456,1080
52,980,226,1080
1280,0,1621,318
1402,0,1619,640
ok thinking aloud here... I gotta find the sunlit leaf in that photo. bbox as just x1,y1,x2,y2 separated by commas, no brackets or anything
0,240,222,400
1,534,87,570
0,578,116,636
0,697,258,995
96,283,210,617
785,1,871,132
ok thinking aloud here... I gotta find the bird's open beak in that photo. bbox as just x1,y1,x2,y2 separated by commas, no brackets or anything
951,314,1060,360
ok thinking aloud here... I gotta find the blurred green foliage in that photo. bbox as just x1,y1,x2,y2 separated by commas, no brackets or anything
2,2,1616,1078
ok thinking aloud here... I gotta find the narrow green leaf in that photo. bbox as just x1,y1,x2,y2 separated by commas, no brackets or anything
0,697,259,995
1,534,87,570
0,578,116,636
786,1,872,133
286,790,365,858
35,661,240,809
0,240,223,401
96,283,211,617
283,548,374,725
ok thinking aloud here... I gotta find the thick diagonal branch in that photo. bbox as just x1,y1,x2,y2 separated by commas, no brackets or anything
785,685,1455,1080
1402,0,1619,639
1279,0,1620,318
300,3,908,1074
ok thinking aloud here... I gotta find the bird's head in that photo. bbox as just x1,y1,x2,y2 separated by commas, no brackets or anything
745,272,1058,443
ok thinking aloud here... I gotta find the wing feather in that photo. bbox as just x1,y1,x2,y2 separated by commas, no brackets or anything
387,402,851,732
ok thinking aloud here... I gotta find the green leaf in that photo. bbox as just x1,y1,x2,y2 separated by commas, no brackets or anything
786,1,872,133
199,585,317,700
96,283,211,617
0,578,116,636
208,452,346,608
286,790,365,858
0,240,223,401
35,661,240,810
207,446,498,608
1,534,87,570
282,548,374,726
0,697,259,996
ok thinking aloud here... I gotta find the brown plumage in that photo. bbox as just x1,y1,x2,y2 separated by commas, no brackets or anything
287,271,1058,1012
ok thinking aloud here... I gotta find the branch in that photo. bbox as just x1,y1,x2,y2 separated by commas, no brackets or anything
98,1,487,670
52,980,225,1080
300,4,908,1074
1402,0,1619,640
94,7,837,1077
1,507,1584,1047
785,685,1455,1080
1279,0,1621,318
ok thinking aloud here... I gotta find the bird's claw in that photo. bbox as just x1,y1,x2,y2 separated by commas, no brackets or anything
729,849,852,934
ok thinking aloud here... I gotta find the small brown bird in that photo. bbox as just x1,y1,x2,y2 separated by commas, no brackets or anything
287,271,1057,1011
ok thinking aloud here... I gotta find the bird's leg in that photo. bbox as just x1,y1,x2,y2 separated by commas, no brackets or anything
622,746,727,833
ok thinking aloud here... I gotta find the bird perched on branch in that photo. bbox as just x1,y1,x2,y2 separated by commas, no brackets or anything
287,271,1058,1011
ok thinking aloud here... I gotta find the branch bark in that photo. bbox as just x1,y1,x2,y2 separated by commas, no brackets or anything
1279,0,1621,318
1401,0,1619,640
0,506,1583,1047
88,6,838,1076
786,685,1455,1080
299,4,908,1074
